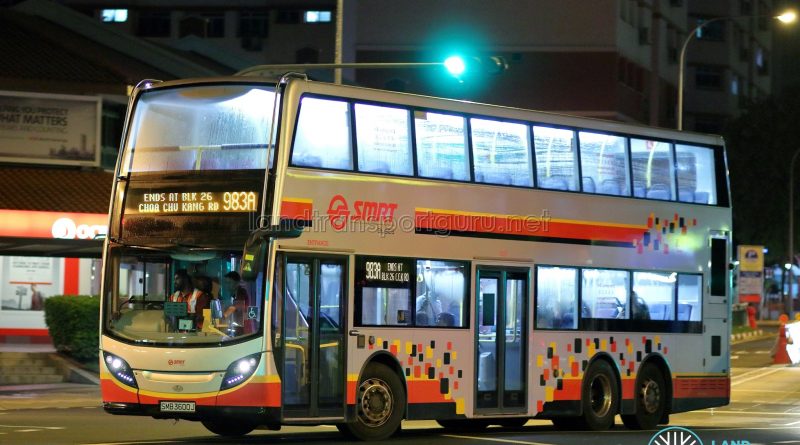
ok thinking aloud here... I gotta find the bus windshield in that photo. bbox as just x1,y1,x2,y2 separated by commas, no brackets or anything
120,84,278,175
103,246,264,346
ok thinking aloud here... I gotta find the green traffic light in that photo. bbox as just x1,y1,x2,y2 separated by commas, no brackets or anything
444,56,466,76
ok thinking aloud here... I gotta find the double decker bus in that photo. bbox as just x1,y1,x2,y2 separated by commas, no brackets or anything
100,72,731,440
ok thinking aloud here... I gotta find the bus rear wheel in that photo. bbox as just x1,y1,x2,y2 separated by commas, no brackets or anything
578,360,619,430
341,362,405,441
621,363,667,430
201,419,255,437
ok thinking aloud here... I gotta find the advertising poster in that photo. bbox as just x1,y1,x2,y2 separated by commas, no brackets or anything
0,90,100,166
1,257,60,311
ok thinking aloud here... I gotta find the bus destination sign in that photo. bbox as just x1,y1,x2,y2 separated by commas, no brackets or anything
128,190,259,214
360,257,411,288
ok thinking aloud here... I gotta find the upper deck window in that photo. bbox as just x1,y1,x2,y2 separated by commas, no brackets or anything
122,85,277,174
533,126,579,191
292,97,352,170
414,112,469,181
471,118,533,186
578,131,631,196
355,104,413,175
676,144,717,204
631,139,675,200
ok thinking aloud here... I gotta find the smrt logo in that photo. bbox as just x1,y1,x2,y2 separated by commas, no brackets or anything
167,359,185,366
326,195,398,231
51,218,107,240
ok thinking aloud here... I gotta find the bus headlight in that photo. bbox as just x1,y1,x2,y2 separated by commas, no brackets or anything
221,353,260,390
103,352,138,389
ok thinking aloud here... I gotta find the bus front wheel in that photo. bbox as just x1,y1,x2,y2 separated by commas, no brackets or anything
621,363,667,430
201,419,255,437
579,360,619,430
342,362,405,441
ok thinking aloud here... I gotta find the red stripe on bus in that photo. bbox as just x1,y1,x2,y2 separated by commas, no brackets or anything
414,211,643,243
280,200,313,220
673,377,730,399
63,258,80,295
347,380,357,405
217,382,281,407
553,379,582,400
100,378,138,404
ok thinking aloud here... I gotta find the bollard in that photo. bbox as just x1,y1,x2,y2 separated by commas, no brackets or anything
774,314,792,365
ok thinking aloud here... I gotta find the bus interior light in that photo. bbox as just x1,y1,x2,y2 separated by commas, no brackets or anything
103,352,138,389
221,353,261,391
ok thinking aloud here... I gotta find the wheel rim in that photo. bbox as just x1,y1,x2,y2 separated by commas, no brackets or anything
358,377,393,428
640,379,661,414
589,373,612,418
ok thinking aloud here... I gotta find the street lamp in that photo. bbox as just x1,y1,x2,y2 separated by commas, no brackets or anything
676,10,797,131
787,148,800,318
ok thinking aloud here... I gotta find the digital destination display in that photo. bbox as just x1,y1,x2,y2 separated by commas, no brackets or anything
128,190,259,214
359,256,412,288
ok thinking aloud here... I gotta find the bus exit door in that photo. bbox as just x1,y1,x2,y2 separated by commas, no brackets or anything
279,254,347,420
475,267,528,412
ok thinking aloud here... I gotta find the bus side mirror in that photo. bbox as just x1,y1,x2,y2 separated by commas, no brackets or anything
241,224,302,281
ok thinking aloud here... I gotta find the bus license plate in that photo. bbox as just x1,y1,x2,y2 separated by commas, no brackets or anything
159,401,196,413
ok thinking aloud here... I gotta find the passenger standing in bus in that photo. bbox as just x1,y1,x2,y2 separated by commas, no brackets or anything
222,271,249,335
191,275,212,329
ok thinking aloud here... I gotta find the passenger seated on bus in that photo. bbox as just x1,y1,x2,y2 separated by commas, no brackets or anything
222,271,250,335
416,293,442,326
415,311,430,326
632,292,650,320
191,275,212,329
436,312,456,327
582,176,596,193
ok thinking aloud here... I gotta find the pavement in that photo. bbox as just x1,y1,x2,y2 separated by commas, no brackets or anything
0,342,100,411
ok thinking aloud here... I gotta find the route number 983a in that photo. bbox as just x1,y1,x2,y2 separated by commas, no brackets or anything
223,191,257,212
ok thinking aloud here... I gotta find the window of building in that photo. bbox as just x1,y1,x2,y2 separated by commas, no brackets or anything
471,119,533,186
415,111,469,181
731,74,740,95
137,11,171,37
304,11,332,23
578,131,630,196
355,104,413,176
755,47,769,75
201,12,225,37
276,10,301,24
415,260,467,327
694,17,725,41
238,11,269,38
536,266,578,330
676,144,717,205
677,274,702,321
581,269,630,320
695,65,724,89
533,126,578,191
632,272,676,320
292,98,352,170
101,9,128,22
631,139,675,200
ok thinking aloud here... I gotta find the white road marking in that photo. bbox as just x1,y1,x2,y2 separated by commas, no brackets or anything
732,367,785,386
783,420,800,426
701,410,800,416
14,429,40,432
773,441,800,443
0,424,65,430
442,434,555,445
731,355,740,359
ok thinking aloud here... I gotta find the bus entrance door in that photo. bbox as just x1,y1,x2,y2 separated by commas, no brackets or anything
475,267,528,413
280,254,347,420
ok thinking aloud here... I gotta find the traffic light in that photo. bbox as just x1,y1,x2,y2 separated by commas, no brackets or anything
443,55,509,78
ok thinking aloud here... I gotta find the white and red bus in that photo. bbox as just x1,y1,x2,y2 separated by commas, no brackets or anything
100,74,730,439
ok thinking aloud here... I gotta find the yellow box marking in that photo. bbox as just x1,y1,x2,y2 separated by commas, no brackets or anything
426,346,433,359
537,355,543,367
405,342,413,355
601,340,607,351
436,359,442,368
452,351,457,361
545,387,554,402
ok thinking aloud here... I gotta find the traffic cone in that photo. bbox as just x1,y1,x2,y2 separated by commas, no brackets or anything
774,321,791,365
